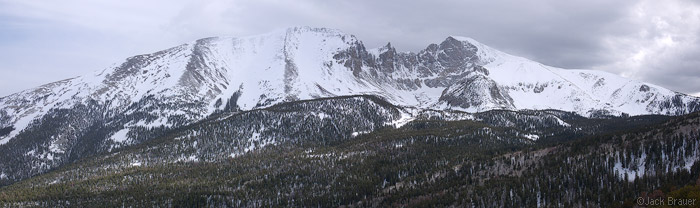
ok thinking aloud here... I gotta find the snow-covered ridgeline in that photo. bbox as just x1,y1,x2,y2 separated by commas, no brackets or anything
1,26,699,147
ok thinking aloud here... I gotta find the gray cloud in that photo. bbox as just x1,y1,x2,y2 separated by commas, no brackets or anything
1,0,699,97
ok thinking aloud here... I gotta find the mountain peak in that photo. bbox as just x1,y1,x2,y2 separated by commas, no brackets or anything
447,36,482,46
2,27,700,148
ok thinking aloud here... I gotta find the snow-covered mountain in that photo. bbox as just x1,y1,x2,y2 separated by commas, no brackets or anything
0,27,699,182
2,26,699,144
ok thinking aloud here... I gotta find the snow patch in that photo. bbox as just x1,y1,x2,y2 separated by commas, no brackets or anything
388,110,416,128
49,139,64,154
110,129,130,143
315,112,329,120
613,152,648,181
614,161,640,181
1,111,42,145
242,132,276,153
177,154,199,162
351,131,370,137
522,134,540,141
554,117,571,127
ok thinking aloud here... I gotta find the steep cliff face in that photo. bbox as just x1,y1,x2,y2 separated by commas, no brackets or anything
438,73,515,111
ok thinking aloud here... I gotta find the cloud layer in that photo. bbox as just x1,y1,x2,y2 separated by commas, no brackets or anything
1,0,698,97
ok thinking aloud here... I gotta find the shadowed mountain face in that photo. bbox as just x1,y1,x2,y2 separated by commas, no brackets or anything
0,27,698,188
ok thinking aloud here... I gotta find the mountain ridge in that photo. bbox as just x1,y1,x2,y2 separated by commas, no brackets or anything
2,26,699,144
0,26,699,184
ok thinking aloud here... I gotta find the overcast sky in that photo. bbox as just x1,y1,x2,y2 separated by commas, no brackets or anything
1,0,699,97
